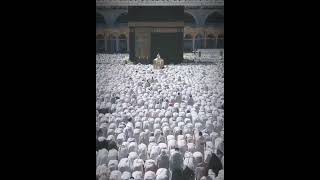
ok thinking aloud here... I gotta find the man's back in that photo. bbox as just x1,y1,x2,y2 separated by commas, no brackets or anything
195,162,207,180
169,150,183,171
183,166,195,180
171,168,183,180
157,154,169,169
208,153,223,176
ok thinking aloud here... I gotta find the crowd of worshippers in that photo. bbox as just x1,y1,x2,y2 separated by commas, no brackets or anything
96,54,129,64
96,53,223,65
184,51,224,64
96,57,224,180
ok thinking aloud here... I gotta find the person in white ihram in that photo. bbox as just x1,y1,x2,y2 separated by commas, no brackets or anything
96,54,224,180
187,95,194,106
157,132,166,144
195,131,206,155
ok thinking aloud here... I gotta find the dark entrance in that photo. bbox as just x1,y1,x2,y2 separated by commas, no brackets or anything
151,33,183,64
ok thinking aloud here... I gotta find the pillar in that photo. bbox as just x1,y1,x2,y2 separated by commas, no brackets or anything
204,32,207,49
192,36,195,51
127,35,129,53
215,35,218,49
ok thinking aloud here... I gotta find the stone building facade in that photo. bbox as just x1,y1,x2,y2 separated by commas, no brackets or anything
96,0,224,53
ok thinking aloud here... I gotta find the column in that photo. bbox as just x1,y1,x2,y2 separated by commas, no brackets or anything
204,32,207,49
192,36,195,51
127,35,129,53
215,35,218,49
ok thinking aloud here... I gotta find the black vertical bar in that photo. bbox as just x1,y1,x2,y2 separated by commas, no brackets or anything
129,28,135,62
177,31,184,64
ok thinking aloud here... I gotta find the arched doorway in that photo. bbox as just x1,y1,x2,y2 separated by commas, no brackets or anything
107,34,117,53
205,12,224,26
195,34,204,50
118,34,127,53
206,34,217,49
184,34,193,52
96,34,105,53
115,13,128,27
184,12,196,26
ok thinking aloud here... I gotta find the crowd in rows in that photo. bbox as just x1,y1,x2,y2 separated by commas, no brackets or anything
96,54,224,180
183,52,224,63
96,54,129,64
96,53,224,65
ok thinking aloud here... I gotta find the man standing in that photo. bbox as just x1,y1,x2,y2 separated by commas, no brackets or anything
157,132,166,144
169,148,184,180
195,131,205,155
157,149,169,169
187,95,194,106
175,92,182,104
208,152,223,177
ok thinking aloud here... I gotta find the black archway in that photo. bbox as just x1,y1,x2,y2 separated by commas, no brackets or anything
184,12,196,26
206,34,217,49
115,13,128,26
205,12,224,25
107,35,117,53
184,34,193,52
217,34,224,49
195,34,204,49
118,34,127,53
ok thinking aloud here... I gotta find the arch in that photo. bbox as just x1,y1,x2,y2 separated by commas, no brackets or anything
184,10,199,25
96,12,105,25
184,34,193,52
184,12,196,26
195,34,204,49
118,34,127,53
115,13,128,25
205,12,224,25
